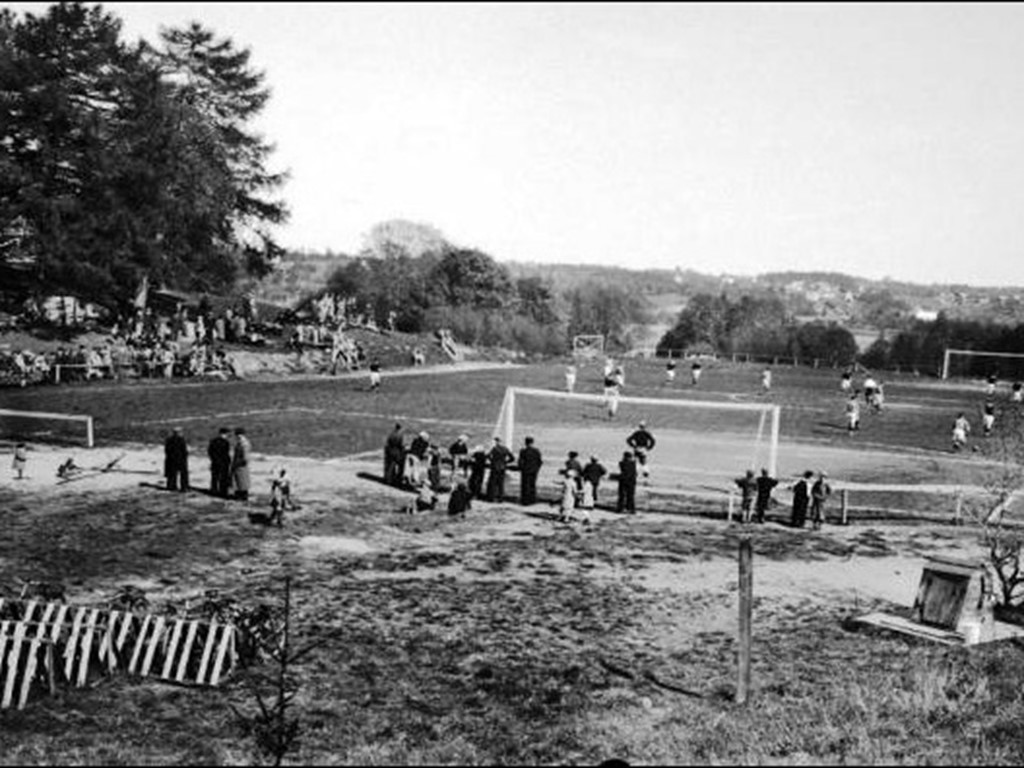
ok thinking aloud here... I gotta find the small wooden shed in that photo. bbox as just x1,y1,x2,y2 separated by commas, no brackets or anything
856,555,1001,646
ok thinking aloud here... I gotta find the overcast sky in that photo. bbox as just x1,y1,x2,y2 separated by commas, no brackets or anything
10,2,1024,286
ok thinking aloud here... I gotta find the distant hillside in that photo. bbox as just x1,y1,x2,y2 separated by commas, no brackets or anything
251,251,1024,330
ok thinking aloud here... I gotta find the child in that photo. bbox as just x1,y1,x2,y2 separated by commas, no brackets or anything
565,364,577,394
405,483,437,514
12,442,27,480
558,469,580,523
269,468,297,526
735,469,757,523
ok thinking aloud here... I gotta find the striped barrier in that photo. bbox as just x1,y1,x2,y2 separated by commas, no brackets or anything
0,599,238,710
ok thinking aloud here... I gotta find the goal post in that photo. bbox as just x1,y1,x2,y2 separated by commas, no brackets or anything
493,386,781,491
942,348,1024,381
0,409,94,448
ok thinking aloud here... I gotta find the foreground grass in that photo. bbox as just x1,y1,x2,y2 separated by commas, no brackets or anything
3,472,1024,766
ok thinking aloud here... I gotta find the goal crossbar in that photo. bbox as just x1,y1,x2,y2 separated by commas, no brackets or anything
0,409,94,448
942,348,1024,380
495,386,781,475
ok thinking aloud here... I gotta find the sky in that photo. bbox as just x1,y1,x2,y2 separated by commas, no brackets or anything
9,2,1024,287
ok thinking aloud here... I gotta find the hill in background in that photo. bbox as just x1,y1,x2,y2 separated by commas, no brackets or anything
252,251,1024,350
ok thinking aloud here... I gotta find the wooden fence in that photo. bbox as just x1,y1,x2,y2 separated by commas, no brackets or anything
0,599,237,710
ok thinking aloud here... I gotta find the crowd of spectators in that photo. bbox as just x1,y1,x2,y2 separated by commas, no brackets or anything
0,304,250,387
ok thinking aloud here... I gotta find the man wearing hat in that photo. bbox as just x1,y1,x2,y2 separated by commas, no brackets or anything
207,426,233,497
485,436,515,502
383,423,406,487
581,454,607,510
517,435,543,506
448,433,470,482
164,427,189,492
810,471,832,530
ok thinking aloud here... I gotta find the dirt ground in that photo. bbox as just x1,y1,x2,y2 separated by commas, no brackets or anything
2,442,994,620
5,439,1024,765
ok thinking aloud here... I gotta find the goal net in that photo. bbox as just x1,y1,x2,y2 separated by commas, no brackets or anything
942,349,1024,382
571,334,605,361
493,387,780,511
0,409,94,448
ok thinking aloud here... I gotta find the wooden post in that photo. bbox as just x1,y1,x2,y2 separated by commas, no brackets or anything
737,534,753,705
727,491,734,523
841,490,849,525
954,491,963,525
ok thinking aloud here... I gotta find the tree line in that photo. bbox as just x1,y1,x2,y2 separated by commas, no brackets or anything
863,314,1024,378
1,2,287,315
313,221,651,356
655,292,859,366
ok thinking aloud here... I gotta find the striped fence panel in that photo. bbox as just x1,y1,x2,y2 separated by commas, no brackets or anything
0,599,238,709
0,620,57,710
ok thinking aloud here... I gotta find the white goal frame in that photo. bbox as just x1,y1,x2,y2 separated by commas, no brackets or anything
571,334,605,360
941,348,1024,380
0,408,94,447
493,386,780,476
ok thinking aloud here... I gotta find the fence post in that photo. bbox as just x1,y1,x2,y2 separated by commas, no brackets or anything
954,490,963,525
841,489,849,525
727,491,734,523
737,534,753,705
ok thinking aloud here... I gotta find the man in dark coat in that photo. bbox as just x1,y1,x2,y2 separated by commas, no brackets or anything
164,427,189,492
581,455,607,509
448,434,470,480
754,467,778,524
791,470,813,528
735,469,757,523
485,436,515,502
468,444,489,499
517,435,543,506
617,451,638,514
207,427,232,497
383,423,405,487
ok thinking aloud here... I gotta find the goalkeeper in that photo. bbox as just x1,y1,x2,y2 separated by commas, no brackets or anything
626,421,657,479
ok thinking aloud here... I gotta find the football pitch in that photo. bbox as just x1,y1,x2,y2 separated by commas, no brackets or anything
3,357,1015,520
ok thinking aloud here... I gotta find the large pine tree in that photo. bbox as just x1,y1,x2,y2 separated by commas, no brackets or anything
0,2,288,312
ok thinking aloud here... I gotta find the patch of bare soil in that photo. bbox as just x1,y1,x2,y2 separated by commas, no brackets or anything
0,444,1009,765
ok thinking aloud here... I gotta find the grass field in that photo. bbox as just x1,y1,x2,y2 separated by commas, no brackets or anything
3,358,1024,765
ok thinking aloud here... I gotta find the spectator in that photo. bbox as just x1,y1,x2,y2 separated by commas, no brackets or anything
617,451,638,514
517,435,543,506
164,427,189,492
810,472,832,530
754,468,778,524
208,427,233,498
231,427,252,501
485,436,515,502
